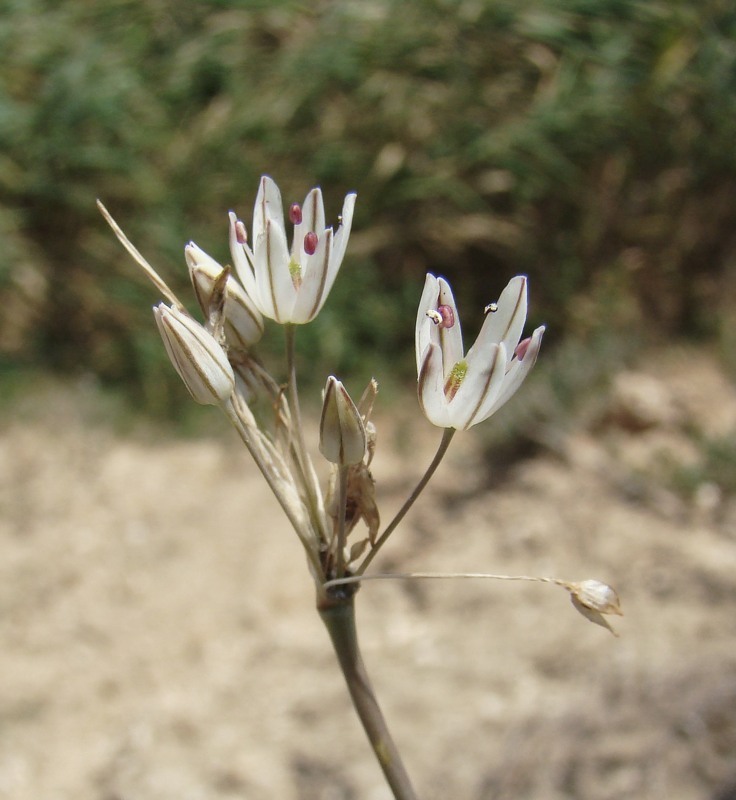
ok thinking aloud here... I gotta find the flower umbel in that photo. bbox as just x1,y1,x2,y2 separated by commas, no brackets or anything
100,182,620,800
416,274,545,429
228,176,357,324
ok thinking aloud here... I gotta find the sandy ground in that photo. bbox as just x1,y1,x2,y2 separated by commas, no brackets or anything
1,348,736,800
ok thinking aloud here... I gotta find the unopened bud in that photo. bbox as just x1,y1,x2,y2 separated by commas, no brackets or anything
153,303,235,405
319,376,367,465
185,243,264,349
566,579,622,636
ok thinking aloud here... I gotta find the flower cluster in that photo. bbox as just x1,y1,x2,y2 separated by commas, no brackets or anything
99,175,619,632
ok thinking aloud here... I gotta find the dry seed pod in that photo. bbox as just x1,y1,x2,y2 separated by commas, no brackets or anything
566,579,622,636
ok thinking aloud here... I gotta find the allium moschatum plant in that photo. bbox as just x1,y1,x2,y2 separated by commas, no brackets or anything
98,176,621,800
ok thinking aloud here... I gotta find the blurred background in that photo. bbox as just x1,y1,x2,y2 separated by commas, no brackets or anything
2,0,735,414
2,1,736,799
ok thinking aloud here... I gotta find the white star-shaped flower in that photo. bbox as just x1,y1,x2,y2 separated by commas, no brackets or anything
228,176,356,324
416,274,544,429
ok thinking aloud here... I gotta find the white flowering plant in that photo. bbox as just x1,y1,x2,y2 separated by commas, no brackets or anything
98,176,621,799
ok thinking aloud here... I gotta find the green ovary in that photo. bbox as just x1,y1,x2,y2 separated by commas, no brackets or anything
288,258,303,289
444,360,467,401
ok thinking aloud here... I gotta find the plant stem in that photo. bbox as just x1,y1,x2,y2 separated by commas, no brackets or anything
334,463,350,577
359,427,456,574
285,324,327,544
318,593,419,800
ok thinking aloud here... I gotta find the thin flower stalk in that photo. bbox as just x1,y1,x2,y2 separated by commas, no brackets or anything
358,427,455,575
285,324,329,549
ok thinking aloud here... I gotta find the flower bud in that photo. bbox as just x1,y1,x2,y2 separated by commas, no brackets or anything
319,376,366,465
566,579,622,636
153,303,235,405
185,243,264,349
570,580,622,615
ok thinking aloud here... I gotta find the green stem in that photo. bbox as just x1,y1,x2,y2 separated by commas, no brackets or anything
285,324,327,544
318,594,419,800
359,427,456,574
334,463,349,577
223,399,323,578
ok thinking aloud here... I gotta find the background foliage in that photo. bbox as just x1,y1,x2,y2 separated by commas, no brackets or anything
1,0,735,414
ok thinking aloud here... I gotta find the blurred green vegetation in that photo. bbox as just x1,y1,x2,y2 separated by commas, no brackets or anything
1,0,735,416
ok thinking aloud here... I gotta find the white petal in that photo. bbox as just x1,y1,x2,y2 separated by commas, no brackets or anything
415,274,439,374
435,277,464,380
291,228,333,323
292,187,326,259
223,277,265,348
331,192,357,272
253,175,285,244
449,343,507,429
485,325,545,417
479,275,528,353
253,218,294,322
417,343,452,427
228,211,258,300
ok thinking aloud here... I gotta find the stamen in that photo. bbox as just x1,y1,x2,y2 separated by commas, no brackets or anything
426,305,455,328
514,337,531,360
289,203,303,225
437,304,455,328
484,302,498,314
235,220,248,245
304,231,318,255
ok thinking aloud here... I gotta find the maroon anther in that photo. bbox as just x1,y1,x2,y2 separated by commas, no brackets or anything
289,203,303,225
304,231,318,255
514,337,531,360
437,304,455,329
235,219,248,245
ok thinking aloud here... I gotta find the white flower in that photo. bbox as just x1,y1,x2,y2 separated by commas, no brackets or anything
153,303,235,405
228,176,357,324
415,274,544,430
